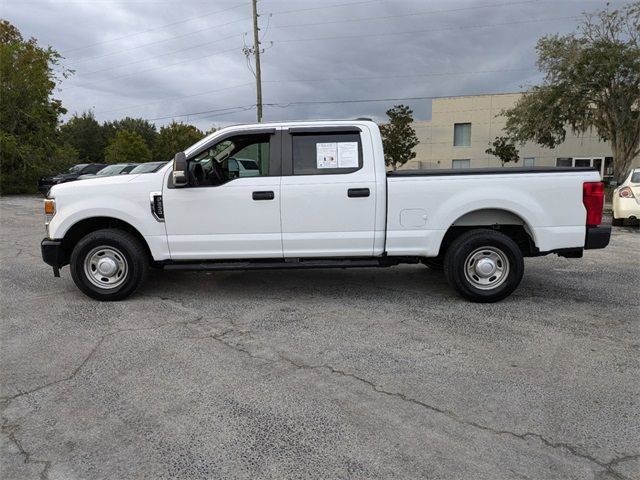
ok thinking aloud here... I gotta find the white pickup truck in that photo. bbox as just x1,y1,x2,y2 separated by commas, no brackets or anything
41,120,611,302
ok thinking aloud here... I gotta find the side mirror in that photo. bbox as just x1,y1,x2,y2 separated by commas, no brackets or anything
173,152,188,187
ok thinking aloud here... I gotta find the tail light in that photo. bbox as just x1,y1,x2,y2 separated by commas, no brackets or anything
618,186,635,198
583,181,604,227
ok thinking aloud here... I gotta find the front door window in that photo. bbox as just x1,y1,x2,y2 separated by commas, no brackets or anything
188,134,270,186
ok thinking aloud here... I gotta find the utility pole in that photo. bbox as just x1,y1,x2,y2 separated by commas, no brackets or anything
251,0,263,123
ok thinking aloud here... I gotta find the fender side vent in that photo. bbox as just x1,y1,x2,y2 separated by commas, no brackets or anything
150,192,164,222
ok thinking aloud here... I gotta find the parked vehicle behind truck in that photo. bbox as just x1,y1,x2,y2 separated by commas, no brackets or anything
41,120,610,302
612,168,640,226
77,163,139,180
37,163,106,195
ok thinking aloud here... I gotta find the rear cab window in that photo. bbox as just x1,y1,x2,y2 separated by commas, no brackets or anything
289,131,363,176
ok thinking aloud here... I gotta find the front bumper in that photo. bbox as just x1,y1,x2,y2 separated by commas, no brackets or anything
41,239,69,270
585,226,611,250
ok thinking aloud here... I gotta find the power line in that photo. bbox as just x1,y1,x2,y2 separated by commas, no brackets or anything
262,68,535,85
63,2,247,54
274,15,579,43
64,46,239,90
95,82,255,115
62,0,381,57
90,67,535,116
68,0,540,65
60,2,560,94
271,0,542,29
271,0,382,16
70,17,250,65
146,104,256,122
140,90,533,123
266,96,437,108
74,32,242,77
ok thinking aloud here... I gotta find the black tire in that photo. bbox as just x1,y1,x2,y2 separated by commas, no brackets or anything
70,229,148,301
444,229,524,303
612,217,623,226
422,257,444,271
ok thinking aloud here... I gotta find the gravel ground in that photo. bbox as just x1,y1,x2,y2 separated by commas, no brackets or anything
1,195,639,480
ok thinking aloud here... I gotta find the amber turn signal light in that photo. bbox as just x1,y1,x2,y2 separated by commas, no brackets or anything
44,199,56,215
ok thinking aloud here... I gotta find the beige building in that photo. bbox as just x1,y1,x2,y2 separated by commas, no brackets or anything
406,93,640,181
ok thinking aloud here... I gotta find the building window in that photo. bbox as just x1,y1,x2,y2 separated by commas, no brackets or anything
556,157,572,167
574,158,592,167
453,123,471,147
452,159,470,169
523,157,535,167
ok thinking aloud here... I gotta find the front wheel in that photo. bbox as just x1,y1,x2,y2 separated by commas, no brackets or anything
612,217,623,226
70,229,148,301
444,230,524,303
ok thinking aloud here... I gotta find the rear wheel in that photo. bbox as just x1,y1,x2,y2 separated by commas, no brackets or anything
444,229,524,302
70,229,148,301
612,217,624,226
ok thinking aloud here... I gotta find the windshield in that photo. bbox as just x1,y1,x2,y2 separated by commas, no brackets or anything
67,164,88,174
631,171,640,183
96,165,124,176
129,162,165,174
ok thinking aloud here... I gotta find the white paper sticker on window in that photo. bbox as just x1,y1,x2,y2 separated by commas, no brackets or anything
338,142,358,168
316,143,338,169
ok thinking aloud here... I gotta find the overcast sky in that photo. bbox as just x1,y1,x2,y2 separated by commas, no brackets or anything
3,0,621,130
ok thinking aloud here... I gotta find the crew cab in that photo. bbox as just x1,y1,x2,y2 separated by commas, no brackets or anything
40,120,610,302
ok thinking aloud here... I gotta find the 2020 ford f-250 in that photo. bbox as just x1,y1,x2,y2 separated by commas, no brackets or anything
41,120,611,302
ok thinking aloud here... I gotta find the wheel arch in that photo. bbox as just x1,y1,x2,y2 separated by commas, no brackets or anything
61,217,153,262
437,208,538,258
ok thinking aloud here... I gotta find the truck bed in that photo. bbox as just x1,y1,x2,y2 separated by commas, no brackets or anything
387,167,596,177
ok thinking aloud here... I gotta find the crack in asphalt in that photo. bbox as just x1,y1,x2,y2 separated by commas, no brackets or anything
2,418,52,480
0,310,204,479
275,354,636,480
129,297,640,480
2,291,636,480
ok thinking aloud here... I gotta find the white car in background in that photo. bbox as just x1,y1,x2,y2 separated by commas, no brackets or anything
228,157,260,177
612,168,640,226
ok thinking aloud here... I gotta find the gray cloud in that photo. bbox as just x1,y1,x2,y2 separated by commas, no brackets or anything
4,0,621,130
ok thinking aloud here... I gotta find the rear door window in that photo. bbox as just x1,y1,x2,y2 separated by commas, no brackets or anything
291,132,362,175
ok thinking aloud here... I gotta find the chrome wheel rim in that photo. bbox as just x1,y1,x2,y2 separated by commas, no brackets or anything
83,246,128,290
464,247,509,290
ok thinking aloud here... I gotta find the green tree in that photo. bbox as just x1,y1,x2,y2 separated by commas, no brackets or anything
104,130,151,164
153,121,204,160
379,104,419,170
0,20,74,194
103,117,157,152
503,2,640,183
60,111,105,162
485,136,520,166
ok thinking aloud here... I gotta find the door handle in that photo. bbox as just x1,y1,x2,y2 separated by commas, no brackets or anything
252,191,275,201
347,188,370,198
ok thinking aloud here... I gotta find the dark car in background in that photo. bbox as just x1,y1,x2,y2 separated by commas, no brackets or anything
77,163,139,180
37,163,106,195
128,161,167,174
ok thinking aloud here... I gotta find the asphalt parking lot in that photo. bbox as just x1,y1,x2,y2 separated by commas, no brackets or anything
1,195,639,480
